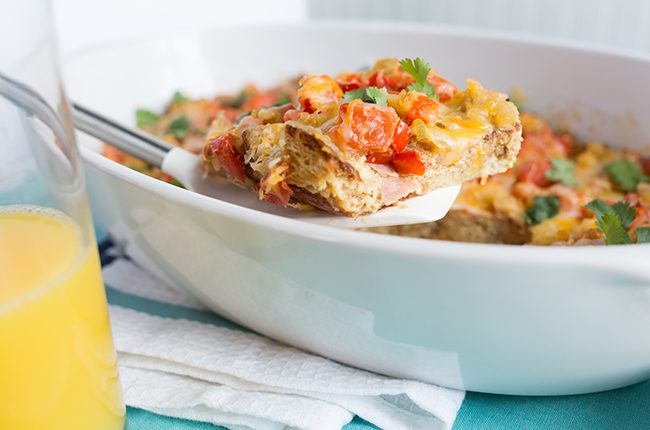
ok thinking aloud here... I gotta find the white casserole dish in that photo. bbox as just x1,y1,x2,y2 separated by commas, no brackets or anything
64,23,650,395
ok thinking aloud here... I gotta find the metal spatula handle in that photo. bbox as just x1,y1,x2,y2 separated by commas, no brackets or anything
72,103,172,167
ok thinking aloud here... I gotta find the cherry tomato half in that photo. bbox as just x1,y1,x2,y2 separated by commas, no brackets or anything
328,100,401,153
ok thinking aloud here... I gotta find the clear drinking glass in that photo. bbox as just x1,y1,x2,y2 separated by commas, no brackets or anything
0,2,126,429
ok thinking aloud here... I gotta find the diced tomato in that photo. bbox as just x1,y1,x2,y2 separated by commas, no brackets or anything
336,72,363,92
518,160,552,187
245,92,277,110
364,121,410,164
223,108,240,123
302,98,314,113
392,120,411,153
556,134,573,155
160,173,177,184
102,145,126,164
368,71,387,88
327,100,401,152
366,149,395,165
407,93,438,125
206,103,221,118
519,127,569,161
206,134,246,182
368,69,414,92
641,156,650,176
629,201,650,240
512,182,542,206
297,75,343,113
393,151,425,176
427,73,458,102
384,72,415,92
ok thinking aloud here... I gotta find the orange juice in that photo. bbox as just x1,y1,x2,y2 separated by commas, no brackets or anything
0,205,125,429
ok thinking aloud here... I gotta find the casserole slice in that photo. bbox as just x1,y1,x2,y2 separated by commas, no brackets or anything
202,58,522,217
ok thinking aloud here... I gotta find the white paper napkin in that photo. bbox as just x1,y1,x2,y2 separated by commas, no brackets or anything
103,259,465,430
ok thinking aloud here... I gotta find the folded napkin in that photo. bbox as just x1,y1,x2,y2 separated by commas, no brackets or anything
102,257,465,430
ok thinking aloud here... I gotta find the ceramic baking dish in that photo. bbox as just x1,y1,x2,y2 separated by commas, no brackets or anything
65,23,650,395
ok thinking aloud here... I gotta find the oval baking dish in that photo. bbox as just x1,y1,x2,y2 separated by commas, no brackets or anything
65,23,650,395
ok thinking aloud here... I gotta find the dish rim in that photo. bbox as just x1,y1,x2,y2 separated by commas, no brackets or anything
70,21,650,268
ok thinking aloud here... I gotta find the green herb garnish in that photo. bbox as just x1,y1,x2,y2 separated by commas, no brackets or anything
596,212,631,244
546,157,576,187
585,199,636,245
636,227,650,244
275,94,292,106
172,91,189,104
524,195,561,225
168,178,185,188
341,86,388,105
235,111,252,124
399,57,439,100
222,90,250,108
135,109,160,128
167,115,190,139
606,159,648,192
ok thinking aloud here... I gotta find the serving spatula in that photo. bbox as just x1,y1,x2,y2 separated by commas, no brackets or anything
72,103,459,229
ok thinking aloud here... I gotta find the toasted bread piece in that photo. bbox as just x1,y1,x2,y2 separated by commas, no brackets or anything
370,208,530,244
204,118,521,217
202,59,522,217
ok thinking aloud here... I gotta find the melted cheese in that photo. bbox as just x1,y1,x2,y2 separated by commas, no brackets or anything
244,124,285,176
408,79,519,166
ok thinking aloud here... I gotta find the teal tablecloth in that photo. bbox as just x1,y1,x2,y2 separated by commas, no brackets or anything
124,382,650,430
98,237,650,430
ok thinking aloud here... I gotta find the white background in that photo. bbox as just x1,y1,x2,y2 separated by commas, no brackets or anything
52,0,307,54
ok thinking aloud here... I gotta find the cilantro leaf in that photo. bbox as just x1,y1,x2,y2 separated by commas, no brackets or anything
399,58,430,84
524,195,560,225
606,159,648,192
597,212,632,245
135,109,160,128
585,199,634,245
610,201,636,229
399,57,439,100
172,91,189,104
167,115,190,139
342,88,368,103
365,86,388,105
546,157,576,186
341,86,388,105
635,227,650,244
584,199,610,219
223,90,250,108
408,81,439,100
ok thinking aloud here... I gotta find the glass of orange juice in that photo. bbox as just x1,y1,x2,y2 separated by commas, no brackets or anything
0,3,126,429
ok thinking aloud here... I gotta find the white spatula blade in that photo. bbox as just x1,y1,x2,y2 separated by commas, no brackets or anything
163,147,460,229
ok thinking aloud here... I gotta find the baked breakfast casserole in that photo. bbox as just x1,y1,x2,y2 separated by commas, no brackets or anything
374,113,650,245
103,60,650,245
200,58,522,217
